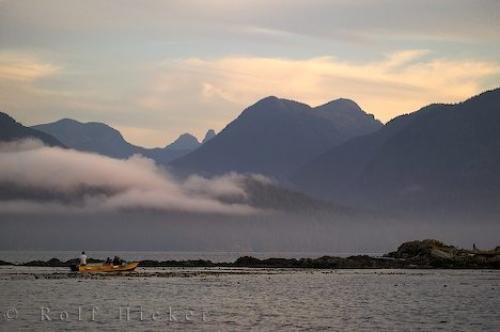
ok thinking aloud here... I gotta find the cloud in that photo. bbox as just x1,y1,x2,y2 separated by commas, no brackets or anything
0,52,60,82
145,51,500,122
0,139,260,215
3,1,500,44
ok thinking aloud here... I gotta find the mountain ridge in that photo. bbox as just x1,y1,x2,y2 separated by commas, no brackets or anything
292,87,500,215
171,95,382,178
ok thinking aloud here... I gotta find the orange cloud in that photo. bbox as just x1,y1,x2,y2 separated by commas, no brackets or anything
0,53,60,81
148,50,500,122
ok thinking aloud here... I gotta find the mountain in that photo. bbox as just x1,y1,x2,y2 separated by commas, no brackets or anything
238,176,355,216
33,118,143,158
146,133,201,164
315,98,383,135
166,133,200,150
202,129,216,143
33,119,200,163
0,112,64,147
293,88,500,214
172,96,382,178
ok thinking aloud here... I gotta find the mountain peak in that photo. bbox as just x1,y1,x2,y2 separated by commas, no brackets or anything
0,111,16,124
244,96,311,117
314,98,382,131
318,98,363,113
257,95,279,103
0,111,64,147
202,129,216,143
54,118,83,125
249,96,283,110
167,133,200,150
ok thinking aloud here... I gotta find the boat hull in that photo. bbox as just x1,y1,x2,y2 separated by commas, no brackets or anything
71,262,139,273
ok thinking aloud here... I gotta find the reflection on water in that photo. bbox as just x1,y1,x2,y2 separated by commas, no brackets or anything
0,268,499,331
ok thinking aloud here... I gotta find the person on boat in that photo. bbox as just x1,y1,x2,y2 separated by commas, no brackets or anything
112,256,122,265
79,251,88,266
105,257,112,265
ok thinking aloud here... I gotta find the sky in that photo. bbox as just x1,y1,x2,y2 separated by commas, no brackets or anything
0,0,499,147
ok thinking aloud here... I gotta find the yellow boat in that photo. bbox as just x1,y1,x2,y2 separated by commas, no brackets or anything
71,262,139,272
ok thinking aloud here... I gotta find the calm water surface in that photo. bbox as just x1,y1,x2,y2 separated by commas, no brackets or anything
0,268,499,331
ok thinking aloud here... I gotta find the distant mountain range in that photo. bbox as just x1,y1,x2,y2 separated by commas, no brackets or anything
292,88,500,214
171,96,382,178
1,95,383,175
2,88,499,216
32,118,214,164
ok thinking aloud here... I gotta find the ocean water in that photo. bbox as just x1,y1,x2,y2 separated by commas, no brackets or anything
0,268,499,331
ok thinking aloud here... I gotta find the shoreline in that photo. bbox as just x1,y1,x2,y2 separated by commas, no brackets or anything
1,240,499,270
1,267,499,281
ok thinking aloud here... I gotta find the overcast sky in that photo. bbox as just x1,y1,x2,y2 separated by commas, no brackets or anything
1,0,499,147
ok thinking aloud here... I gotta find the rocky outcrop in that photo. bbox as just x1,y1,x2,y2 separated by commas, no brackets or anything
233,255,406,269
386,239,500,268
